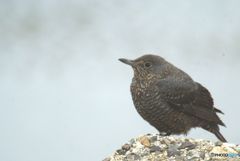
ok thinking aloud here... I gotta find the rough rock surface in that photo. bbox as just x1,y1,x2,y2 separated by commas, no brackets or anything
103,134,240,161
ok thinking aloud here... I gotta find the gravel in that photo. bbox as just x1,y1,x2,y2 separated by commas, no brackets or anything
103,134,240,161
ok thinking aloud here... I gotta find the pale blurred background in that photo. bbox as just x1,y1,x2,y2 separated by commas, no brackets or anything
0,0,240,161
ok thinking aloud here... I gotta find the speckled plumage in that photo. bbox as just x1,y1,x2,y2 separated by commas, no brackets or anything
119,54,227,142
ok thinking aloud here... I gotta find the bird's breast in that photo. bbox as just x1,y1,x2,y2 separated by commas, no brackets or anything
130,79,163,119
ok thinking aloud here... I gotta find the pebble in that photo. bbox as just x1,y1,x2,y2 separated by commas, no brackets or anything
187,151,200,160
178,141,196,150
139,136,151,147
167,144,180,157
125,153,140,160
129,138,135,145
175,155,185,161
122,144,131,151
150,135,158,142
116,149,126,155
235,146,240,153
163,138,171,145
215,141,223,146
150,145,161,153
102,157,111,161
199,151,205,159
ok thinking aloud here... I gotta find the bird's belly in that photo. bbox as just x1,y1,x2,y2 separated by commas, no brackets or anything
131,88,166,123
131,88,193,134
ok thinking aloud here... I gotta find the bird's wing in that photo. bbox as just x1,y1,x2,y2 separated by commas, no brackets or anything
156,78,225,126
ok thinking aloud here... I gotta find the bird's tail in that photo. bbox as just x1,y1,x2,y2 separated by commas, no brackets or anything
202,125,227,142
214,130,227,142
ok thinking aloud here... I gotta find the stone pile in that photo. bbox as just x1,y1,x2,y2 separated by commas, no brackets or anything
103,134,240,161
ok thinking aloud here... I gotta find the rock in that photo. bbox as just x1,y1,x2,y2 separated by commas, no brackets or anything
174,155,185,161
199,151,205,159
116,149,126,155
186,151,200,160
149,145,161,153
215,141,223,146
125,153,140,160
122,143,131,151
139,136,151,147
162,138,171,145
178,141,196,150
102,157,111,161
234,145,240,153
167,144,180,157
150,135,158,143
129,138,135,145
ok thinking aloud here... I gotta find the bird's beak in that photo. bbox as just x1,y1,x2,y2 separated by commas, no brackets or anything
118,58,134,66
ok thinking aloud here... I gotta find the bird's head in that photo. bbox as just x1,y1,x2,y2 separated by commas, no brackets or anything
119,54,169,80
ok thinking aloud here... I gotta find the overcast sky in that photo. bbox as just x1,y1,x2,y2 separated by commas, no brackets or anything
0,0,240,161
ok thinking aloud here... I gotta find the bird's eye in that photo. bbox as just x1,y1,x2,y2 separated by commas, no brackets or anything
144,62,152,68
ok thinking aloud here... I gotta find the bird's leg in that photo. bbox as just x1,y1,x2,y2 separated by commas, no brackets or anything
159,132,171,136
165,132,171,136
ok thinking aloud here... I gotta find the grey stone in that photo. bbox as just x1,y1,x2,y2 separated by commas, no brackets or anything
122,143,131,151
149,145,161,153
163,139,171,145
167,144,180,157
129,138,135,145
199,151,205,159
102,157,111,161
139,149,149,157
175,156,185,161
150,136,158,142
187,151,200,160
116,149,126,155
215,141,223,146
178,141,196,150
125,153,141,160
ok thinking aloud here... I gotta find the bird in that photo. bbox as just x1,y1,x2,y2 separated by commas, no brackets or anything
119,54,227,142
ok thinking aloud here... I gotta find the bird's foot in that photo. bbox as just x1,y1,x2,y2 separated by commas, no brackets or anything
159,132,171,136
